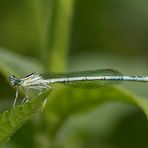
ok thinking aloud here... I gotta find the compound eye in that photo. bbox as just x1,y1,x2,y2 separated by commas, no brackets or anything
9,75,18,86
17,79,22,83
9,75,16,79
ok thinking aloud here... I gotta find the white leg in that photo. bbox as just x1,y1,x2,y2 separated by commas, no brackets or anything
41,97,47,112
22,88,30,104
22,95,29,104
41,83,52,90
13,89,19,108
40,84,53,111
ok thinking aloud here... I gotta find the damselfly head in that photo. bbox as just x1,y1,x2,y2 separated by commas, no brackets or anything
9,75,22,86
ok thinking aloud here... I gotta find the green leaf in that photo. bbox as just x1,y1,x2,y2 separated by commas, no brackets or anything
0,91,50,147
54,103,148,148
45,86,148,139
0,47,42,77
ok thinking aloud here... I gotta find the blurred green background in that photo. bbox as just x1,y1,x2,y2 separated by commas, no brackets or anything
0,0,148,148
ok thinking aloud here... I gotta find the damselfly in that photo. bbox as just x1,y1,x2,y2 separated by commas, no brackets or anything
9,69,148,107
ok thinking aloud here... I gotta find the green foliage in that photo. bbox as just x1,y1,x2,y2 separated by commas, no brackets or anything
0,91,50,146
45,86,148,140
0,0,148,148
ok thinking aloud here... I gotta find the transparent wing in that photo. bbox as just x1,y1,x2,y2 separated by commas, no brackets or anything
40,69,123,88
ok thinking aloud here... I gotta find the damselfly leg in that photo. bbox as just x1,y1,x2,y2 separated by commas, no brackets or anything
38,84,52,111
13,88,19,108
22,88,30,104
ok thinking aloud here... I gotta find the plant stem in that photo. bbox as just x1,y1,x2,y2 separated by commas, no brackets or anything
47,0,75,72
